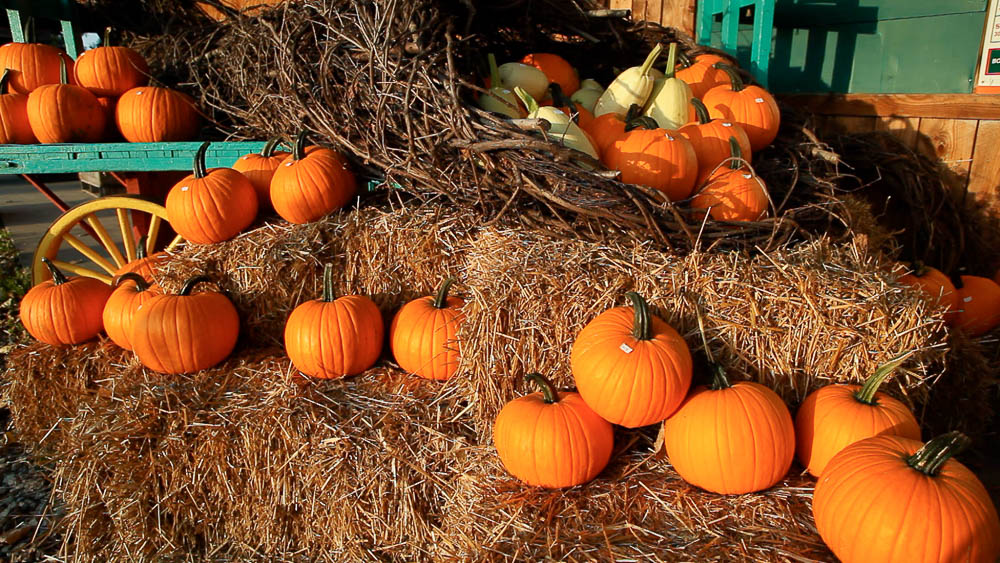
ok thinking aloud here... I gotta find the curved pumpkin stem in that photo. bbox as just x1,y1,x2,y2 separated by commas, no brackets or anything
0,69,11,96
676,51,693,69
260,137,283,157
525,372,559,404
854,351,913,405
432,277,456,309
113,272,151,292
713,63,745,92
624,115,659,132
41,257,67,285
625,291,652,341
549,83,581,125
709,363,733,391
321,263,335,302
727,136,742,170
664,42,678,80
103,27,112,47
691,98,711,125
909,261,929,278
192,141,210,179
907,431,970,476
178,275,213,296
292,130,308,161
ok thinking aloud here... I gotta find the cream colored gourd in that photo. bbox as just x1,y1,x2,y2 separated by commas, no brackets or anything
571,78,603,113
643,43,692,130
498,62,549,102
594,43,662,118
515,87,599,160
579,78,603,91
478,53,523,118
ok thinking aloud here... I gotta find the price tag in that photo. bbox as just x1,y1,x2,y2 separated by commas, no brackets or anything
619,342,634,354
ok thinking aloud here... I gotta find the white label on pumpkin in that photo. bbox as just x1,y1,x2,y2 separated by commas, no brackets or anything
742,173,752,179
964,296,974,302
285,162,293,166
180,186,189,192
136,91,143,95
664,133,674,141
755,97,765,103
722,122,733,127
619,342,634,354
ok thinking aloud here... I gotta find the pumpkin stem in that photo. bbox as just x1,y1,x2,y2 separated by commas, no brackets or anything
664,42,678,80
525,372,559,404
676,51,693,69
321,263,335,302
40,257,67,285
0,68,11,95
292,130,308,161
624,115,659,132
854,351,913,405
58,55,68,86
178,275,213,296
432,277,456,309
135,235,149,259
691,98,710,125
910,261,929,278
709,363,732,390
624,103,642,123
192,141,210,179
260,137,283,157
549,82,581,124
113,272,150,292
487,53,503,89
906,431,970,477
625,291,652,341
103,27,112,47
513,86,539,116
714,63,745,92
727,136,742,170
638,43,663,78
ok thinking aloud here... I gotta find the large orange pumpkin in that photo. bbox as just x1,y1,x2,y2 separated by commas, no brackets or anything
582,104,640,165
895,262,959,324
102,272,159,351
493,372,614,488
26,58,104,143
0,68,36,144
19,258,112,346
521,53,579,96
389,277,465,381
0,42,71,94
115,235,169,281
74,30,149,97
571,292,693,428
690,137,769,221
130,275,240,374
702,64,780,152
954,275,1000,336
678,98,751,185
814,432,1000,563
165,142,258,244
794,353,921,477
604,117,698,202
270,131,357,224
662,364,795,494
284,264,384,379
115,85,200,143
674,52,729,99
231,137,289,212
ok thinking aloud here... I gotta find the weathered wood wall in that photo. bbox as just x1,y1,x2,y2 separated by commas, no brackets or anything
607,0,696,36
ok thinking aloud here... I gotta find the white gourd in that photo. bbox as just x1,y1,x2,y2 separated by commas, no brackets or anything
643,43,693,129
498,62,549,102
593,43,663,118
478,53,523,118
515,87,599,160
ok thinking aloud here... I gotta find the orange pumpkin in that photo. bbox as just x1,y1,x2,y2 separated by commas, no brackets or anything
954,275,1000,336
0,68,36,144
270,131,357,224
674,52,728,99
690,137,769,221
583,106,634,166
73,29,149,97
231,137,289,212
604,116,698,202
0,42,71,94
702,64,780,152
662,364,795,494
95,96,118,140
26,58,104,143
678,98,751,185
102,273,159,351
895,262,959,324
794,353,921,477
19,258,112,346
571,292,693,428
165,142,258,244
389,277,465,381
493,372,614,488
115,86,200,143
814,432,1000,563
284,264,384,379
115,235,169,281
548,83,594,130
521,53,579,95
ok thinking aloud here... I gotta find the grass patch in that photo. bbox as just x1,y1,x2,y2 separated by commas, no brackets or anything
0,227,30,362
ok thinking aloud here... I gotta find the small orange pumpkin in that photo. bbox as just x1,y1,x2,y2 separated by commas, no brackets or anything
954,275,1000,336
522,53,579,95
662,363,795,494
270,131,357,224
389,277,465,381
0,68,36,144
231,137,289,212
26,58,104,143
19,258,113,346
115,236,169,283
284,264,384,379
131,275,240,374
702,64,780,152
814,432,1000,563
493,372,614,488
74,29,149,97
604,116,698,202
795,353,921,477
690,137,769,221
571,292,693,428
0,42,71,94
895,262,959,324
582,104,640,166
102,273,159,351
674,52,729,99
165,142,258,244
116,85,200,143
678,98,751,185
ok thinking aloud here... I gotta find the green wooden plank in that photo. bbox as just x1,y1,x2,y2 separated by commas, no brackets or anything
0,141,268,174
773,0,985,28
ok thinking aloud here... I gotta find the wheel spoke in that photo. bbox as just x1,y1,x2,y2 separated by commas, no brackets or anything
165,234,184,252
147,215,162,254
61,233,119,276
117,208,136,263
50,260,113,284
84,213,127,268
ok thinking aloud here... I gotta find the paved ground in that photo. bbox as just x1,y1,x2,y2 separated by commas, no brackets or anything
0,176,98,268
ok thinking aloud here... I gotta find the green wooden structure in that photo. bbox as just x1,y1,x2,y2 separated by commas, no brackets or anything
696,0,775,87
3,0,79,58
0,142,268,175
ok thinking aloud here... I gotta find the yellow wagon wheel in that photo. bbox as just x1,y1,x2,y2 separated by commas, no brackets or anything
32,195,185,286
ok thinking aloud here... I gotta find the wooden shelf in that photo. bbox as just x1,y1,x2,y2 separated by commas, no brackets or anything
0,141,267,175
780,93,1000,120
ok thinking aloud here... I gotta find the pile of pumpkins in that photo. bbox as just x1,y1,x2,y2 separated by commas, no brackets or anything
479,43,779,222
896,262,1000,336
0,32,199,144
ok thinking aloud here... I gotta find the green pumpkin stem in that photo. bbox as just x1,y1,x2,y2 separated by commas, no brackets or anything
624,115,660,132
525,372,559,404
906,431,970,476
59,56,68,85
909,261,929,278
432,277,456,309
321,263,335,302
714,63,745,92
728,136,742,170
40,257,67,285
261,137,283,157
691,98,710,125
664,42,678,80
192,141,210,179
292,130,308,161
103,27,112,47
709,363,732,390
854,351,913,405
113,272,150,292
178,275,212,296
625,291,652,341
676,51,693,69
